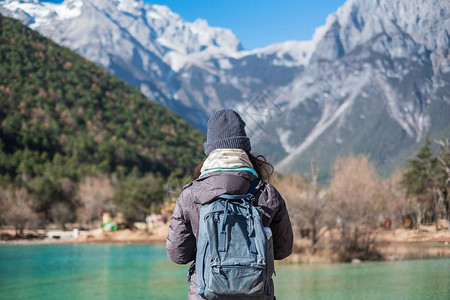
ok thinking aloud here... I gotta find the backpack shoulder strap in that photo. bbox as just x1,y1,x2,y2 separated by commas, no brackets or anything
247,180,259,195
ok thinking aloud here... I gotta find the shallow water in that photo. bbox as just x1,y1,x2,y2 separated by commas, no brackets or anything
0,244,449,300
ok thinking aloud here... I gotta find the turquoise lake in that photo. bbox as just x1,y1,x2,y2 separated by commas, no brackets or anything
0,244,449,300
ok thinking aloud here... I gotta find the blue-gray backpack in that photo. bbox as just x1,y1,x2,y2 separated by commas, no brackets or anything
194,180,274,299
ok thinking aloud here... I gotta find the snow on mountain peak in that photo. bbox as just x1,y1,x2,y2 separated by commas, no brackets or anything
1,0,84,27
53,0,83,20
1,0,316,72
250,40,315,66
116,0,141,13
2,0,241,54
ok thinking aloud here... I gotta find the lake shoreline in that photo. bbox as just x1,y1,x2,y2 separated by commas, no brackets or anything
1,225,449,264
0,226,168,245
287,224,450,264
2,238,449,265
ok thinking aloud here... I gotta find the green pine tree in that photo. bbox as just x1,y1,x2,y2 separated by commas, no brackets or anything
401,134,440,231
436,139,450,232
401,135,438,195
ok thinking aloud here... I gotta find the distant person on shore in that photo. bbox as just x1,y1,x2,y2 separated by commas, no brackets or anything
166,108,293,299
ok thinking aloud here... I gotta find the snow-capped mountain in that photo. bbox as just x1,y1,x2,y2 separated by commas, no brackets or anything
1,0,449,175
0,0,312,130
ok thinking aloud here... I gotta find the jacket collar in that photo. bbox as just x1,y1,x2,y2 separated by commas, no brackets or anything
190,171,258,205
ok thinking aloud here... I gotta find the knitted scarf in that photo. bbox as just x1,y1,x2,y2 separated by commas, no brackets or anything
200,149,258,178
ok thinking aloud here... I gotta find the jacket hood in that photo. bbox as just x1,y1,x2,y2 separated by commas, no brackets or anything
185,171,259,205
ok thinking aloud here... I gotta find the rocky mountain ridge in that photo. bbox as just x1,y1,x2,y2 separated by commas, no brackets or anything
2,0,449,176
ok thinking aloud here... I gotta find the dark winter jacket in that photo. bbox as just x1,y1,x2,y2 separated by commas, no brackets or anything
166,170,293,299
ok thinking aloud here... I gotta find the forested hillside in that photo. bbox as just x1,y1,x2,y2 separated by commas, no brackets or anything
0,15,204,224
0,15,204,181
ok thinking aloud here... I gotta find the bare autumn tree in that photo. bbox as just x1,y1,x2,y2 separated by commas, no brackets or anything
378,169,409,229
276,175,306,243
50,202,73,230
76,175,114,226
328,155,382,261
0,188,39,236
409,195,428,233
276,162,328,254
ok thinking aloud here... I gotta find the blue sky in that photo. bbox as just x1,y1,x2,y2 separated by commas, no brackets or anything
43,0,346,50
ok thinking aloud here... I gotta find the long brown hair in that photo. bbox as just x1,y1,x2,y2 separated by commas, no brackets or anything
192,151,274,182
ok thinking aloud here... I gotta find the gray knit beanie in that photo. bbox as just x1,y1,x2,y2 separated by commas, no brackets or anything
204,109,251,155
